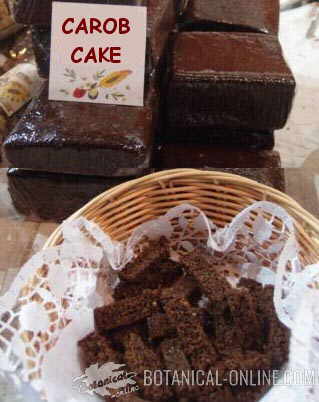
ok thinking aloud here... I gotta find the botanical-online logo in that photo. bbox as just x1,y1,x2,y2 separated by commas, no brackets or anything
73,362,139,398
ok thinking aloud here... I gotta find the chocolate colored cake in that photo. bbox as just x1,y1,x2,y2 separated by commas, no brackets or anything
156,145,281,167
31,26,51,78
7,164,284,223
4,82,159,176
167,32,295,131
79,242,290,401
161,128,275,150
14,0,176,26
14,0,142,25
6,168,136,221
179,0,280,34
212,168,285,192
146,0,176,73
155,145,285,191
28,0,176,78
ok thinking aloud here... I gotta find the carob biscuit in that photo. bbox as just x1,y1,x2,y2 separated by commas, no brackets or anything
113,281,150,301
147,313,175,341
108,323,141,346
115,239,192,301
239,279,290,367
115,395,150,402
114,259,184,300
163,296,218,371
167,32,295,131
235,386,269,402
94,290,160,332
78,331,119,368
257,285,290,367
181,250,232,310
123,332,172,400
160,275,200,299
222,351,271,379
83,241,290,401
118,238,169,282
160,338,195,397
179,0,280,34
213,311,242,356
196,388,236,402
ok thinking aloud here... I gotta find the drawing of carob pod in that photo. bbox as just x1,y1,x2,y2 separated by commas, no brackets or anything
99,70,132,88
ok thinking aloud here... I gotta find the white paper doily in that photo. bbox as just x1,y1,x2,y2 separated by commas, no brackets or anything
0,202,318,401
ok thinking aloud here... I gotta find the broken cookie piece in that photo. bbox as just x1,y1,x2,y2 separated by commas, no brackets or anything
78,331,120,368
123,332,172,401
94,290,160,332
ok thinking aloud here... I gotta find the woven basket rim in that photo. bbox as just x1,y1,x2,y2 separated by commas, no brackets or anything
43,169,319,257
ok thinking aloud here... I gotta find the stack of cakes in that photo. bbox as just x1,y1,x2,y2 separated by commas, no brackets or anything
158,0,295,169
4,0,176,220
3,0,295,221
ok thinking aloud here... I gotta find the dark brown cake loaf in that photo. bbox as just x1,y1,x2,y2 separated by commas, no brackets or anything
26,0,176,79
146,0,176,73
14,0,176,77
212,168,285,193
160,129,275,150
79,241,290,401
156,149,286,190
4,82,158,176
7,165,284,223
180,0,280,34
167,32,295,132
31,26,51,78
155,146,286,191
14,0,147,25
6,168,131,222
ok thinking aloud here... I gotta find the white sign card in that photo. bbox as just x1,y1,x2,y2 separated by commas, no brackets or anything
49,2,147,106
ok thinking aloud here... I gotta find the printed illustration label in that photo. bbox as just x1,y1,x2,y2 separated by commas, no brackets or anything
49,2,147,106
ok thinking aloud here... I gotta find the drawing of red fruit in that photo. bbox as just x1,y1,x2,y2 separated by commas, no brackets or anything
73,88,86,98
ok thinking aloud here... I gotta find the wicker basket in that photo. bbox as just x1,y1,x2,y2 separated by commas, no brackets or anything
44,169,319,266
